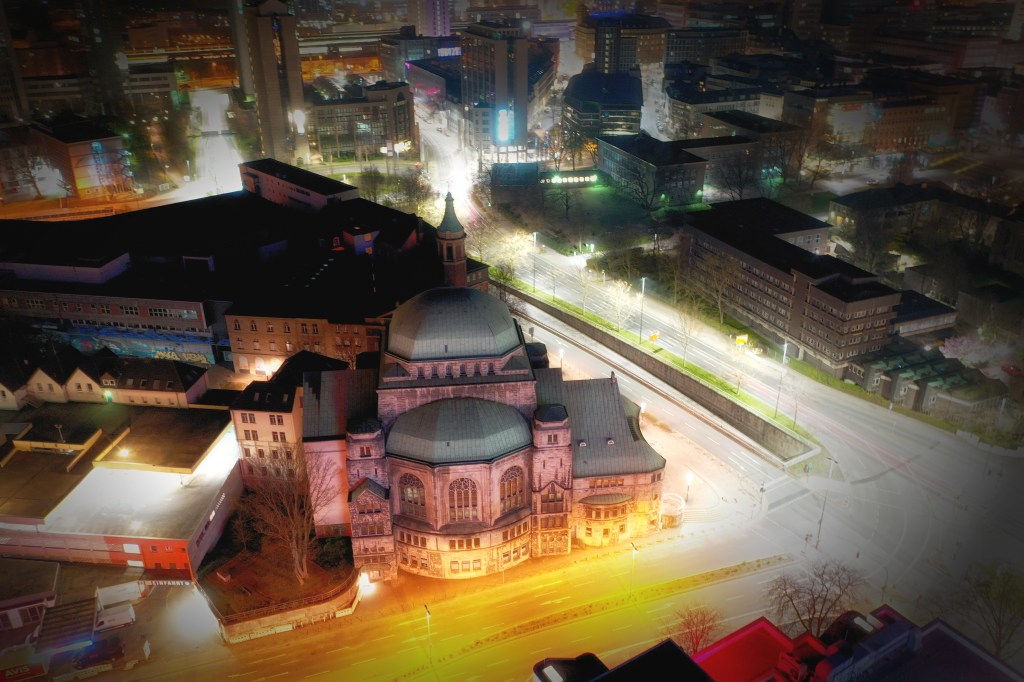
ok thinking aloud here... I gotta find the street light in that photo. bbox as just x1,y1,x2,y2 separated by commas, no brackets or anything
629,542,639,597
532,231,538,292
815,457,836,550
685,472,693,502
638,276,647,346
424,604,432,665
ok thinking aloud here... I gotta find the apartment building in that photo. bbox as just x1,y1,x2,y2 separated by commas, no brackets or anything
684,201,901,374
575,13,670,71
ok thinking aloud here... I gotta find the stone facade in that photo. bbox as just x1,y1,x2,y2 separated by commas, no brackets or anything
340,287,667,581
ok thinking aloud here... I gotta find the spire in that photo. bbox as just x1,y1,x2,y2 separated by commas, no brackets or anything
437,192,465,237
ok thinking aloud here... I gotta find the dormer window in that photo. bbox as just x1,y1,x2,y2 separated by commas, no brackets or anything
607,438,615,445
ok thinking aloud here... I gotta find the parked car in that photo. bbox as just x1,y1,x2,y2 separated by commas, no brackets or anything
73,636,125,669
866,178,878,185
1002,363,1024,377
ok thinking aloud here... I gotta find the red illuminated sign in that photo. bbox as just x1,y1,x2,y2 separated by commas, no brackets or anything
2,663,46,682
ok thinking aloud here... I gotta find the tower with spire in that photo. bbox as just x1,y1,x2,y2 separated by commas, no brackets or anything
436,192,468,287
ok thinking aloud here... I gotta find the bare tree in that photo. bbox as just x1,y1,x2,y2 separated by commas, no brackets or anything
621,163,659,214
393,167,432,215
573,259,594,314
835,206,898,276
674,603,723,654
758,133,805,198
358,165,387,203
692,249,742,325
242,448,338,587
489,229,533,284
948,562,1024,659
608,279,634,331
544,184,574,220
766,560,866,637
717,148,757,201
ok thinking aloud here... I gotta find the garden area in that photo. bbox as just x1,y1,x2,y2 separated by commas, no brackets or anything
198,502,353,618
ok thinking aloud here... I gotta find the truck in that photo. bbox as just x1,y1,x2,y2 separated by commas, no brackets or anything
94,604,136,633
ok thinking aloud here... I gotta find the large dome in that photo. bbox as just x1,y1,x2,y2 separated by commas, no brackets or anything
387,398,532,464
387,287,520,361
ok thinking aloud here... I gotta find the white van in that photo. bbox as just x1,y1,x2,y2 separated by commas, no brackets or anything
94,604,136,633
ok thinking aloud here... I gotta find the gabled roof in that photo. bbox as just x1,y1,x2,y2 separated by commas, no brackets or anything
348,477,389,502
0,358,34,391
107,358,207,392
33,347,84,385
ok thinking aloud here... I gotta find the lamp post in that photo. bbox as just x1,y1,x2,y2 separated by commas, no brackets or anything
685,472,693,502
815,457,836,549
424,604,432,665
532,231,538,292
638,276,647,345
629,542,638,597
774,372,785,419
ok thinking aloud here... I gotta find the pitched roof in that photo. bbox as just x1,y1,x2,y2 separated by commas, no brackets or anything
348,477,389,502
231,381,297,412
303,368,379,440
104,358,207,392
563,377,665,477
271,351,349,387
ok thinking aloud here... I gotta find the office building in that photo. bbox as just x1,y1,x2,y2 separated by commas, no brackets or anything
461,20,530,149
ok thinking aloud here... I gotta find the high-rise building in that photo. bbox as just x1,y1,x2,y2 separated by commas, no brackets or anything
0,1,28,124
460,20,529,149
76,0,127,116
230,0,255,100
244,0,307,163
411,0,452,37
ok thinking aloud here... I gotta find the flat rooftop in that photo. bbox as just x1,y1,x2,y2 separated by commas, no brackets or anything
0,404,236,538
93,408,231,473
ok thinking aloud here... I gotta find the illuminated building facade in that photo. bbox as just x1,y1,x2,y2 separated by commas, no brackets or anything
575,13,670,72
683,203,902,375
460,20,529,148
28,119,132,199
346,286,666,581
379,27,460,82
0,384,240,577
411,0,452,37
308,80,418,162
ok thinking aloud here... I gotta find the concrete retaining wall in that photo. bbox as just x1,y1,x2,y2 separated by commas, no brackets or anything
511,286,813,463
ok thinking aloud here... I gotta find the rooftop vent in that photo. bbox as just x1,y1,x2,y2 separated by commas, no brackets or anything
579,440,587,447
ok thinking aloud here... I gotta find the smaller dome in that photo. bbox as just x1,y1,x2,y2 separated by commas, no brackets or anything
387,398,532,464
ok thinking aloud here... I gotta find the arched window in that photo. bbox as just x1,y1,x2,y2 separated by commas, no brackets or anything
500,467,525,514
399,474,426,518
448,478,478,521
